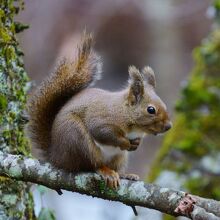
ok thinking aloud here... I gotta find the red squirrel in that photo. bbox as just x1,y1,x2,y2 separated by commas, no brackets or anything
27,32,171,189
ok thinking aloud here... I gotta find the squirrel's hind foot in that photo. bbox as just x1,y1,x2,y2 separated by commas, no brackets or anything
97,166,120,189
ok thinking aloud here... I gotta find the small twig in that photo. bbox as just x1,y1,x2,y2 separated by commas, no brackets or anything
55,189,63,195
131,206,138,216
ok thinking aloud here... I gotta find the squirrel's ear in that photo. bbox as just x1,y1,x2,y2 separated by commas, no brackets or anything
142,66,156,88
127,66,144,105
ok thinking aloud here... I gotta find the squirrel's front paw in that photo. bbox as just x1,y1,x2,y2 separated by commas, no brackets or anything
97,166,120,189
128,138,141,151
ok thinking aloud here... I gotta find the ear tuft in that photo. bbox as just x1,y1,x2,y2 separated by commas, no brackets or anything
127,66,144,105
129,65,142,80
142,66,156,88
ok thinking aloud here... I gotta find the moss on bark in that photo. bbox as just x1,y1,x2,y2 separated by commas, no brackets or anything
0,0,35,219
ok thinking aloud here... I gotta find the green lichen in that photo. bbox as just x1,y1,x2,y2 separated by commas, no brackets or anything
8,164,22,177
2,194,17,206
0,0,35,219
149,2,220,219
97,180,118,197
75,174,89,191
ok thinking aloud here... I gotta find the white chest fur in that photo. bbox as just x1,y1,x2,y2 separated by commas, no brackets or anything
126,130,145,139
95,141,122,162
95,130,145,163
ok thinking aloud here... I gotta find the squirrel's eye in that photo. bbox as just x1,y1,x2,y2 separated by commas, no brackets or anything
147,106,156,114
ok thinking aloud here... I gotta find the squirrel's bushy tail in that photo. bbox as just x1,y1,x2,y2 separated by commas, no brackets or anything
27,32,102,151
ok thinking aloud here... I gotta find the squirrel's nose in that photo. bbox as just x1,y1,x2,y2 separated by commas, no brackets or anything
164,122,172,131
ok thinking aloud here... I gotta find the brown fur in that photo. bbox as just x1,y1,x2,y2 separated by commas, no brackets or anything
27,32,171,187
27,32,101,152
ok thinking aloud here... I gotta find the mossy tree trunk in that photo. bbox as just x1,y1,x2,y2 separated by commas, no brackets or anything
0,0,35,219
149,1,220,219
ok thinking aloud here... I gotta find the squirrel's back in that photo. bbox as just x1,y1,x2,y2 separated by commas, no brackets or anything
27,32,102,151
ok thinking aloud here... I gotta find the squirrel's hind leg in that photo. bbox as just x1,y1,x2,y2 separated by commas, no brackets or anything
50,114,102,172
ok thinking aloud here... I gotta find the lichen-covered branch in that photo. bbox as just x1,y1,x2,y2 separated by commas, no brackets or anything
0,152,220,219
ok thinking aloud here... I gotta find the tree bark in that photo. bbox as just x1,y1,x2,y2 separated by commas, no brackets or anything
0,1,35,219
0,152,220,220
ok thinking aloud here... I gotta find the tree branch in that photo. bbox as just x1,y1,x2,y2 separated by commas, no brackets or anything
0,152,219,219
